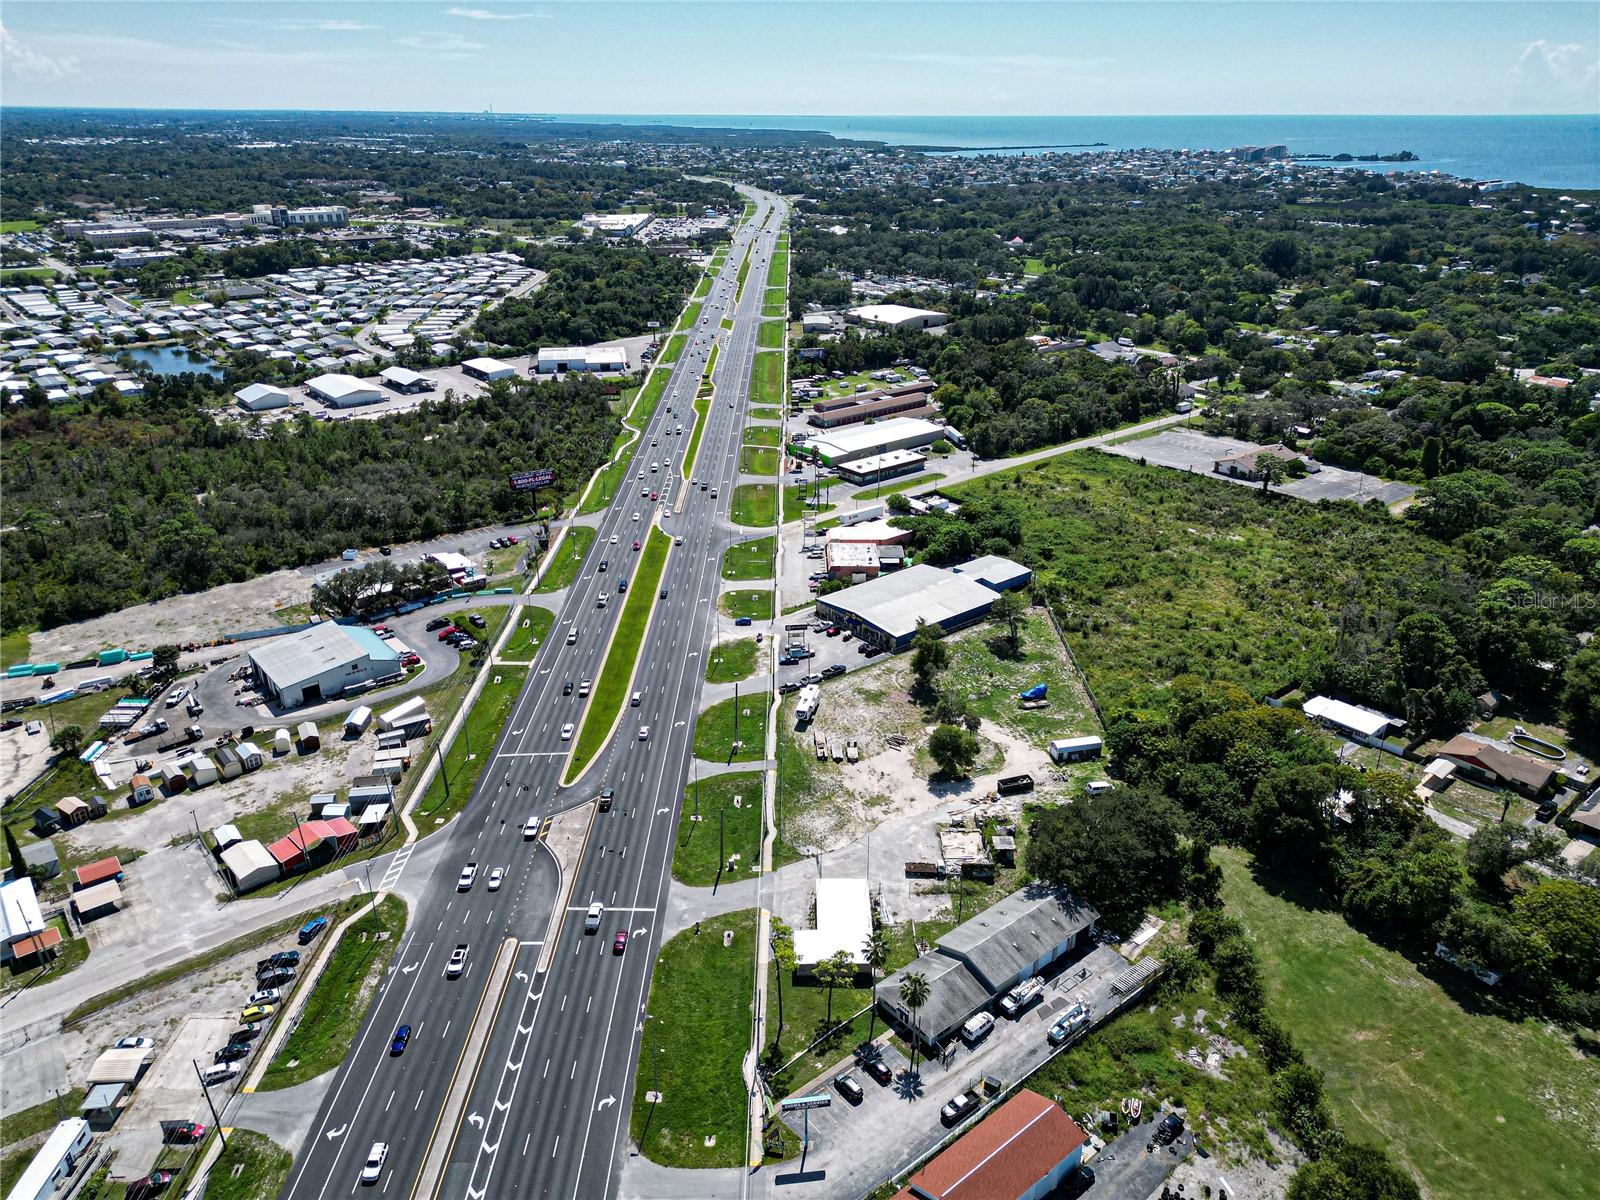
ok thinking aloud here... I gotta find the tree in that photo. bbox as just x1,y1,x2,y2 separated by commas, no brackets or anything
1184,838,1223,909
898,972,930,1075
989,589,1027,655
816,948,855,1026
49,724,84,758
926,724,979,778
1561,645,1600,741
1272,1061,1336,1156
1027,788,1185,934
1512,878,1600,992
862,928,891,1044
1256,453,1290,496
1247,765,1337,874
4,824,24,878
909,619,948,693
1286,1142,1421,1200
152,644,181,675
770,919,796,1036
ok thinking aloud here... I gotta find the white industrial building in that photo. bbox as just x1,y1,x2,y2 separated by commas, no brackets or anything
804,416,946,467
535,346,629,374
816,556,1032,651
793,878,873,973
234,381,294,412
0,878,47,962
846,303,949,331
461,356,517,382
247,623,402,709
580,212,653,238
836,448,927,487
306,373,383,409
378,365,436,393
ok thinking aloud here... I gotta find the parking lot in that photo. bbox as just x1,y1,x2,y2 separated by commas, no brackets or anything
1102,429,1416,505
772,942,1142,1200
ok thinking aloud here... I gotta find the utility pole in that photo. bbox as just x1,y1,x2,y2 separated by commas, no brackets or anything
436,741,450,800
192,1060,227,1151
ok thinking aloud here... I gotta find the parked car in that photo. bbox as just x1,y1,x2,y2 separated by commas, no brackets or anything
821,664,846,679
256,968,295,989
833,1074,864,1105
734,616,753,627
246,987,281,1006
114,1036,156,1050
426,617,450,632
1048,1002,1091,1046
123,1170,174,1200
861,1056,893,1086
199,1063,239,1087
240,1003,275,1023
778,682,801,695
213,1042,251,1064
778,655,797,667
257,950,302,972
160,1121,205,1144
390,1024,411,1055
940,1090,980,1126
231,1023,262,1042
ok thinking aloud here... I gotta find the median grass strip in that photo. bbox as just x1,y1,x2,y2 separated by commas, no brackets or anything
750,353,783,407
757,320,785,350
730,483,776,527
500,604,554,660
765,248,789,287
720,590,773,621
705,638,760,683
738,446,778,475
201,1130,293,1200
259,895,408,1091
672,772,766,886
694,693,772,763
721,535,775,580
656,334,686,366
630,909,758,1167
750,407,781,420
533,526,595,591
683,388,712,480
565,526,671,781
416,665,529,821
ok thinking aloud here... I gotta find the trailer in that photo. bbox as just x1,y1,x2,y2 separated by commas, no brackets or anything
378,697,428,732
154,725,204,754
996,773,1034,796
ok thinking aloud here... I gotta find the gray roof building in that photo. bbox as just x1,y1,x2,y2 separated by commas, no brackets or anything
248,623,400,709
815,563,1005,651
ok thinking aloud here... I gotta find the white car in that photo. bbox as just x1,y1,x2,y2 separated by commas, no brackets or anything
632,511,641,522
487,868,504,892
561,722,577,741
164,688,189,709
457,863,477,890
523,816,539,839
247,987,282,1006
361,1142,388,1184
199,1063,239,1087
115,1036,156,1050
638,726,650,741
675,536,684,546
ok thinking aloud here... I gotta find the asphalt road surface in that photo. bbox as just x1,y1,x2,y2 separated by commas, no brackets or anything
277,185,785,1200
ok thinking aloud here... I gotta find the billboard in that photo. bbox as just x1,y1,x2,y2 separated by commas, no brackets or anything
509,468,555,492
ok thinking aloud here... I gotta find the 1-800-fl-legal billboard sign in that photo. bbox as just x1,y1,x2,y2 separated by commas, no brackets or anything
509,468,555,491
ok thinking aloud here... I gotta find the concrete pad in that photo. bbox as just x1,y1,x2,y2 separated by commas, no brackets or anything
103,1013,237,1177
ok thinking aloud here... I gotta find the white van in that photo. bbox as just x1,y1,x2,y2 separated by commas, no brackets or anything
960,1012,995,1046
1085,780,1114,796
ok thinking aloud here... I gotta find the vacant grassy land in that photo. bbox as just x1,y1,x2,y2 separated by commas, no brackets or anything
694,693,772,763
1220,848,1600,1200
762,287,787,319
631,909,758,1167
757,320,786,350
721,535,775,581
945,613,1100,743
720,590,774,621
706,638,760,683
500,604,555,661
416,665,529,820
259,895,408,1090
743,426,781,447
751,353,783,407
1,220,42,234
850,472,943,500
203,1130,293,1200
672,771,765,886
534,526,595,591
566,527,670,780
730,483,776,527
750,407,781,421
739,446,779,476
0,628,30,668
953,452,1472,708
782,482,836,521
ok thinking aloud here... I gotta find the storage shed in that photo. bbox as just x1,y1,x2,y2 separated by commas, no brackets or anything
221,840,280,893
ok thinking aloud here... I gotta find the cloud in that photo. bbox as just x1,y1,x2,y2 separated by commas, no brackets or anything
1509,39,1598,108
281,19,377,33
447,6,544,19
0,23,80,81
857,50,1112,73
396,32,487,54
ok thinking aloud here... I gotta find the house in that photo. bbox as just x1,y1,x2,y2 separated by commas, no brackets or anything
1213,443,1319,481
0,877,48,963
892,1089,1086,1200
1435,735,1559,798
1302,695,1398,746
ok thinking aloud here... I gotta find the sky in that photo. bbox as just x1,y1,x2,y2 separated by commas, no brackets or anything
2,1,1597,117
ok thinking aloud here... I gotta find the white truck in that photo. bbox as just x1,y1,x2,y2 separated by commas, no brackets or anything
998,976,1045,1018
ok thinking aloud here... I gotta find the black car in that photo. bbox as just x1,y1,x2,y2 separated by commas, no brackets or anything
1153,1112,1186,1145
778,655,797,667
617,580,628,593
1536,799,1559,821
598,559,608,572
468,613,487,628
822,664,846,679
861,1056,893,1086
833,1074,864,1105
231,1023,263,1042
425,617,449,632
256,950,300,972
1059,1166,1096,1199
214,1042,251,1064
598,787,615,812
778,682,802,695
861,645,882,658
940,1091,979,1126
563,680,574,696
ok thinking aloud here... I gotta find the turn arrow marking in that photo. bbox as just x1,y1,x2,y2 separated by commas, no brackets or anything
326,1124,347,1141
598,1095,616,1111
467,1111,484,1129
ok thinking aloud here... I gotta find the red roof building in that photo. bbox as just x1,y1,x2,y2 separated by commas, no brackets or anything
74,856,124,890
894,1089,1086,1200
266,818,359,872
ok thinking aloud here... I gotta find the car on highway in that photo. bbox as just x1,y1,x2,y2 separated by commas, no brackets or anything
579,678,592,696
360,1142,389,1185
585,902,604,932
632,511,641,522
638,726,650,741
613,930,629,955
651,491,659,501
630,691,642,707
390,1024,411,1055
200,1063,239,1087
710,488,718,498
561,722,575,740
940,1090,980,1126
524,816,539,839
833,1073,865,1105
659,588,668,598
487,868,505,891
599,786,615,811
446,945,468,978
861,1056,893,1086
240,1003,275,1023
566,629,579,645
457,863,478,890
675,535,684,545
598,559,608,572
610,533,619,544
563,680,573,695
632,539,641,551
617,579,627,593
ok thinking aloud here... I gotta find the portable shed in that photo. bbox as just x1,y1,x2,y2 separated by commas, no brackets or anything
179,753,218,786
55,797,90,827
214,746,244,780
128,774,157,806
345,705,374,737
296,721,320,750
236,741,264,770
273,727,292,755
220,840,280,893
73,856,123,890
213,823,243,850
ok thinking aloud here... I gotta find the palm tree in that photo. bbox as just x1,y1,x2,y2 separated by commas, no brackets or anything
899,972,930,1075
819,949,854,1025
862,928,891,1044
770,919,795,1036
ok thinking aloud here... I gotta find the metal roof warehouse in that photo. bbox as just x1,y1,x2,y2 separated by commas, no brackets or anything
248,623,400,709
816,558,1030,651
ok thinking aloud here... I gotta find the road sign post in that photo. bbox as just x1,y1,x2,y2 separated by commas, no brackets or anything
780,1093,831,1151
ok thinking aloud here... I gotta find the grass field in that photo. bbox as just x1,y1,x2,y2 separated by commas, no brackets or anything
721,535,775,580
0,268,55,282
1022,257,1047,276
739,446,779,476
0,220,41,234
415,665,529,821
500,604,554,661
751,353,783,407
630,910,758,1167
743,426,781,447
782,482,836,521
202,1130,294,1200
533,526,595,591
943,614,1100,743
730,483,776,527
706,638,760,683
850,472,943,500
694,692,772,763
676,300,703,331
671,771,766,885
757,320,786,350
0,628,30,668
566,527,671,781
766,248,789,287
750,407,781,420
1219,847,1600,1200
719,590,774,621
259,895,408,1090
762,287,787,319
656,335,687,366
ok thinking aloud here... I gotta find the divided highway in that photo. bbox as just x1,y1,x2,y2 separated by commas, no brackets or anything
277,185,785,1200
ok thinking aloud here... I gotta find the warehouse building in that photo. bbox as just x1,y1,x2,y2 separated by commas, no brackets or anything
378,365,437,394
893,1090,1086,1200
951,554,1034,593
535,346,629,374
306,373,383,409
234,382,294,412
846,303,949,331
876,885,1098,1052
807,382,937,428
248,623,401,709
461,355,517,382
803,417,946,467
816,557,1031,651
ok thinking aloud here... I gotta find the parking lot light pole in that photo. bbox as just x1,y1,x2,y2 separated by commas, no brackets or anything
192,1060,227,1151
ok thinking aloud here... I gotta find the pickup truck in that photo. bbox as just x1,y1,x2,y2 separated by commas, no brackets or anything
457,863,477,891
446,944,468,978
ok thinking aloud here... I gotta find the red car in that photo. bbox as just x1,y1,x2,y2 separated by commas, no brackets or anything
401,652,422,667
632,540,641,551
826,626,840,637
436,625,459,641
506,535,519,545
613,930,628,955
650,491,658,501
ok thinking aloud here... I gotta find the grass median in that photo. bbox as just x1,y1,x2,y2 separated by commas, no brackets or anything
694,692,772,763
706,638,760,683
415,665,529,822
258,894,408,1091
533,526,595,591
565,526,671,782
683,388,712,479
730,483,776,527
672,772,765,886
630,909,759,1167
721,535,775,580
762,287,787,319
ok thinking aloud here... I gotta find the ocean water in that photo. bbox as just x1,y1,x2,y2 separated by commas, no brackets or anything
548,114,1599,190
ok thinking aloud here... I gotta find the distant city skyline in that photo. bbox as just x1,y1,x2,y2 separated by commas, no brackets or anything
2,2,1596,117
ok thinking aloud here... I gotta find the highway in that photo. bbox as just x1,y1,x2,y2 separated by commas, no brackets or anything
277,184,784,1200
